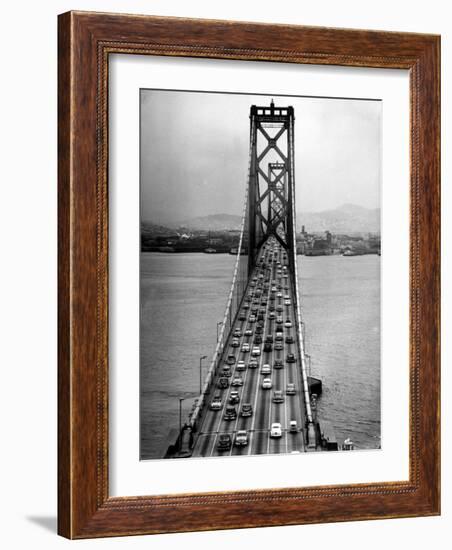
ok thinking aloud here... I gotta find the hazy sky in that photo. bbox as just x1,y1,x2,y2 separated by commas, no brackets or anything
141,89,381,224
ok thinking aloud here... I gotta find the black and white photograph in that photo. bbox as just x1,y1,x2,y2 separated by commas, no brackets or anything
140,89,381,460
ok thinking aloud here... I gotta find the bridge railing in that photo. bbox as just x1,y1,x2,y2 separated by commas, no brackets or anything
187,123,254,432
287,122,316,448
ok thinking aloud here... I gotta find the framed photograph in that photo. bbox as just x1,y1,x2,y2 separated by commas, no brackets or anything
58,11,440,538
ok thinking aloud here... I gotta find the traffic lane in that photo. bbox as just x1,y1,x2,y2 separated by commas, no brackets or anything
252,371,272,455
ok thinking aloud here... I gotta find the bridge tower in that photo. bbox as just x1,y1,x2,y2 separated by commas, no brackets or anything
248,100,296,274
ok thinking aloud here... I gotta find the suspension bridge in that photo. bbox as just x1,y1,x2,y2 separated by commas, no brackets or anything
166,101,323,458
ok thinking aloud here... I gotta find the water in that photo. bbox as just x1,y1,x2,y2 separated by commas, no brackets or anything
140,252,380,459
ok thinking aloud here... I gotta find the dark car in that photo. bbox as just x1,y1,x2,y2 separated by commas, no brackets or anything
274,359,284,369
264,342,273,353
286,353,296,363
217,377,229,389
265,335,274,344
224,406,237,421
255,326,263,335
285,335,294,344
217,434,232,451
226,354,236,365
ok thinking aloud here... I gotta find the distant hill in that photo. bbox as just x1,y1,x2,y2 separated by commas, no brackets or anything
175,213,243,231
143,204,380,234
297,204,380,234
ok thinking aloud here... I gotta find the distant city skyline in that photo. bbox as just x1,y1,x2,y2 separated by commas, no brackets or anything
141,90,381,225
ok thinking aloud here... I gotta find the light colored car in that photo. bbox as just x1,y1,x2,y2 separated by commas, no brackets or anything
289,420,298,433
284,299,291,306
286,383,296,395
262,377,272,389
252,346,261,356
236,360,246,371
210,394,222,410
274,342,283,351
231,338,240,347
241,343,250,353
248,359,259,368
231,377,244,387
284,320,292,328
234,430,248,447
233,329,242,337
270,422,282,438
244,329,253,337
249,315,257,323
284,295,290,300
260,364,271,375
276,316,283,324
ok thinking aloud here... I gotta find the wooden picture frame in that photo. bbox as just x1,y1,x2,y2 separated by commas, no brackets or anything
58,11,440,539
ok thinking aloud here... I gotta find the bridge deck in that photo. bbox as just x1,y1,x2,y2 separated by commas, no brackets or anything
191,238,306,457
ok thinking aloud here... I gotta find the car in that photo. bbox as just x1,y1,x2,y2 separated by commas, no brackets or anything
249,315,257,323
240,403,253,417
257,313,264,321
241,343,250,353
270,422,282,438
284,320,292,328
263,342,272,352
226,354,236,365
276,324,284,333
260,364,271,375
221,365,232,377
251,307,258,314
284,294,290,300
210,394,222,410
234,430,248,447
231,338,240,347
236,360,246,371
244,329,253,337
276,305,283,312
284,299,291,306
265,335,274,343
275,333,283,341
238,312,246,321
285,335,294,344
274,359,283,369
254,334,263,344
272,390,284,403
255,326,263,335
286,353,296,363
268,311,276,320
271,286,277,293
248,359,259,368
276,316,283,324
229,391,240,404
242,302,250,309
274,342,283,351
269,304,275,311
252,346,261,356
217,434,232,451
224,406,237,421
286,383,296,395
277,292,282,298
262,377,272,389
231,376,244,387
233,329,242,337
289,420,298,433
217,377,229,389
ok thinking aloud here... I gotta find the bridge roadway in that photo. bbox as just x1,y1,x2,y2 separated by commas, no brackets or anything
191,237,306,457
